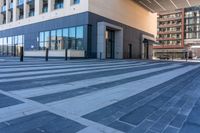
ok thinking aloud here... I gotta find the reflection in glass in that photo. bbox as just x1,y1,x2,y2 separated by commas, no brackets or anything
69,27,76,49
63,28,69,49
76,26,84,50
51,30,56,50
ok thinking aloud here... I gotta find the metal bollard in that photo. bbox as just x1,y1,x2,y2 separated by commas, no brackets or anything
100,52,102,60
85,51,87,59
45,48,49,61
65,49,68,60
20,46,24,62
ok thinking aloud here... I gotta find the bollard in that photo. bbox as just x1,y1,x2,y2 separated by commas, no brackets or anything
20,46,24,62
85,51,87,59
100,52,102,60
65,49,68,60
45,48,49,61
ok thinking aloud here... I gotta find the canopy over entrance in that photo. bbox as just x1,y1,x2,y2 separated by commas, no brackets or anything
134,0,200,12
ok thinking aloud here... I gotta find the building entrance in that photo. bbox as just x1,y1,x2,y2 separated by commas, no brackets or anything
106,29,115,59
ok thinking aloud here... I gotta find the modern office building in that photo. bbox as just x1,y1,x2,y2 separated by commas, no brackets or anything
0,0,158,59
153,9,186,59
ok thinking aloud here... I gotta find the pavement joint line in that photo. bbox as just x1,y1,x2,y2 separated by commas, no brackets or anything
45,65,200,117
0,62,166,83
9,64,181,98
0,90,124,133
0,62,148,78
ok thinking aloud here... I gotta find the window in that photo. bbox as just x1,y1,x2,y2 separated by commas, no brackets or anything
76,26,84,50
73,0,80,5
63,28,69,49
8,37,13,55
38,25,85,51
56,29,63,50
42,0,48,13
0,38,3,54
50,30,56,50
39,31,49,50
69,27,76,49
3,37,7,55
54,0,63,9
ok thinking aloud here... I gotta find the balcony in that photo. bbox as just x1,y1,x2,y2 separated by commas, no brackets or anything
2,19,6,24
158,23,182,28
157,31,182,35
17,0,24,6
28,11,34,17
19,15,24,20
1,5,6,14
26,0,34,4
54,3,64,9
158,17,182,22
157,38,182,41
9,3,13,10
42,6,48,13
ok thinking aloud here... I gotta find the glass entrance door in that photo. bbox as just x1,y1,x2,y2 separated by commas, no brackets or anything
106,29,115,59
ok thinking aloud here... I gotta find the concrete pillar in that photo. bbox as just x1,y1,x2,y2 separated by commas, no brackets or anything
48,0,54,12
0,1,4,24
64,0,69,9
35,0,41,15
24,0,27,18
6,0,9,23
13,0,17,21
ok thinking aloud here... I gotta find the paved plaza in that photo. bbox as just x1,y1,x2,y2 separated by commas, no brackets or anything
0,57,200,133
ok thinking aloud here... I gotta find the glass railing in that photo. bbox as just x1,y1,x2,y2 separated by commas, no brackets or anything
54,3,64,9
42,7,48,13
18,0,24,6
1,5,6,12
28,11,34,17
19,15,24,19
9,3,13,9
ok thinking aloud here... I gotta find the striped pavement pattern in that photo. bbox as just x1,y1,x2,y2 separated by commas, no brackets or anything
0,57,200,133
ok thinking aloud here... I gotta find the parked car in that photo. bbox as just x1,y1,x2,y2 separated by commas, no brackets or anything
159,55,170,60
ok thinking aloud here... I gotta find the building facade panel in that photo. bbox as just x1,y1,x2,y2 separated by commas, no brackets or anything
0,0,157,59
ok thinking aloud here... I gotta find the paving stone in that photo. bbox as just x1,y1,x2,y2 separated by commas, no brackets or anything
120,105,157,126
0,94,23,108
187,105,200,125
170,114,187,128
150,108,179,133
129,120,154,133
0,111,86,133
180,122,200,133
108,120,134,132
163,126,179,133
0,64,168,91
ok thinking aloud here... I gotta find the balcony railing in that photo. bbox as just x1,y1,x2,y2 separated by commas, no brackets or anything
2,20,6,24
19,15,24,20
157,38,182,41
26,0,34,4
54,3,64,9
28,11,34,17
17,0,24,6
1,5,6,13
42,7,48,13
9,3,13,9
158,17,182,22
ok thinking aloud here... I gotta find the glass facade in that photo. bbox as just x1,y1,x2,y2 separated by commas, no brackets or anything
0,35,24,56
39,26,84,51
185,7,200,39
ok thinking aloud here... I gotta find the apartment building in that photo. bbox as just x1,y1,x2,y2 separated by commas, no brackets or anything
184,6,200,58
154,9,185,59
0,0,157,59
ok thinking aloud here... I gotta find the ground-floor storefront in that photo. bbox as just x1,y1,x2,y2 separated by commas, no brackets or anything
0,12,155,59
153,48,186,59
